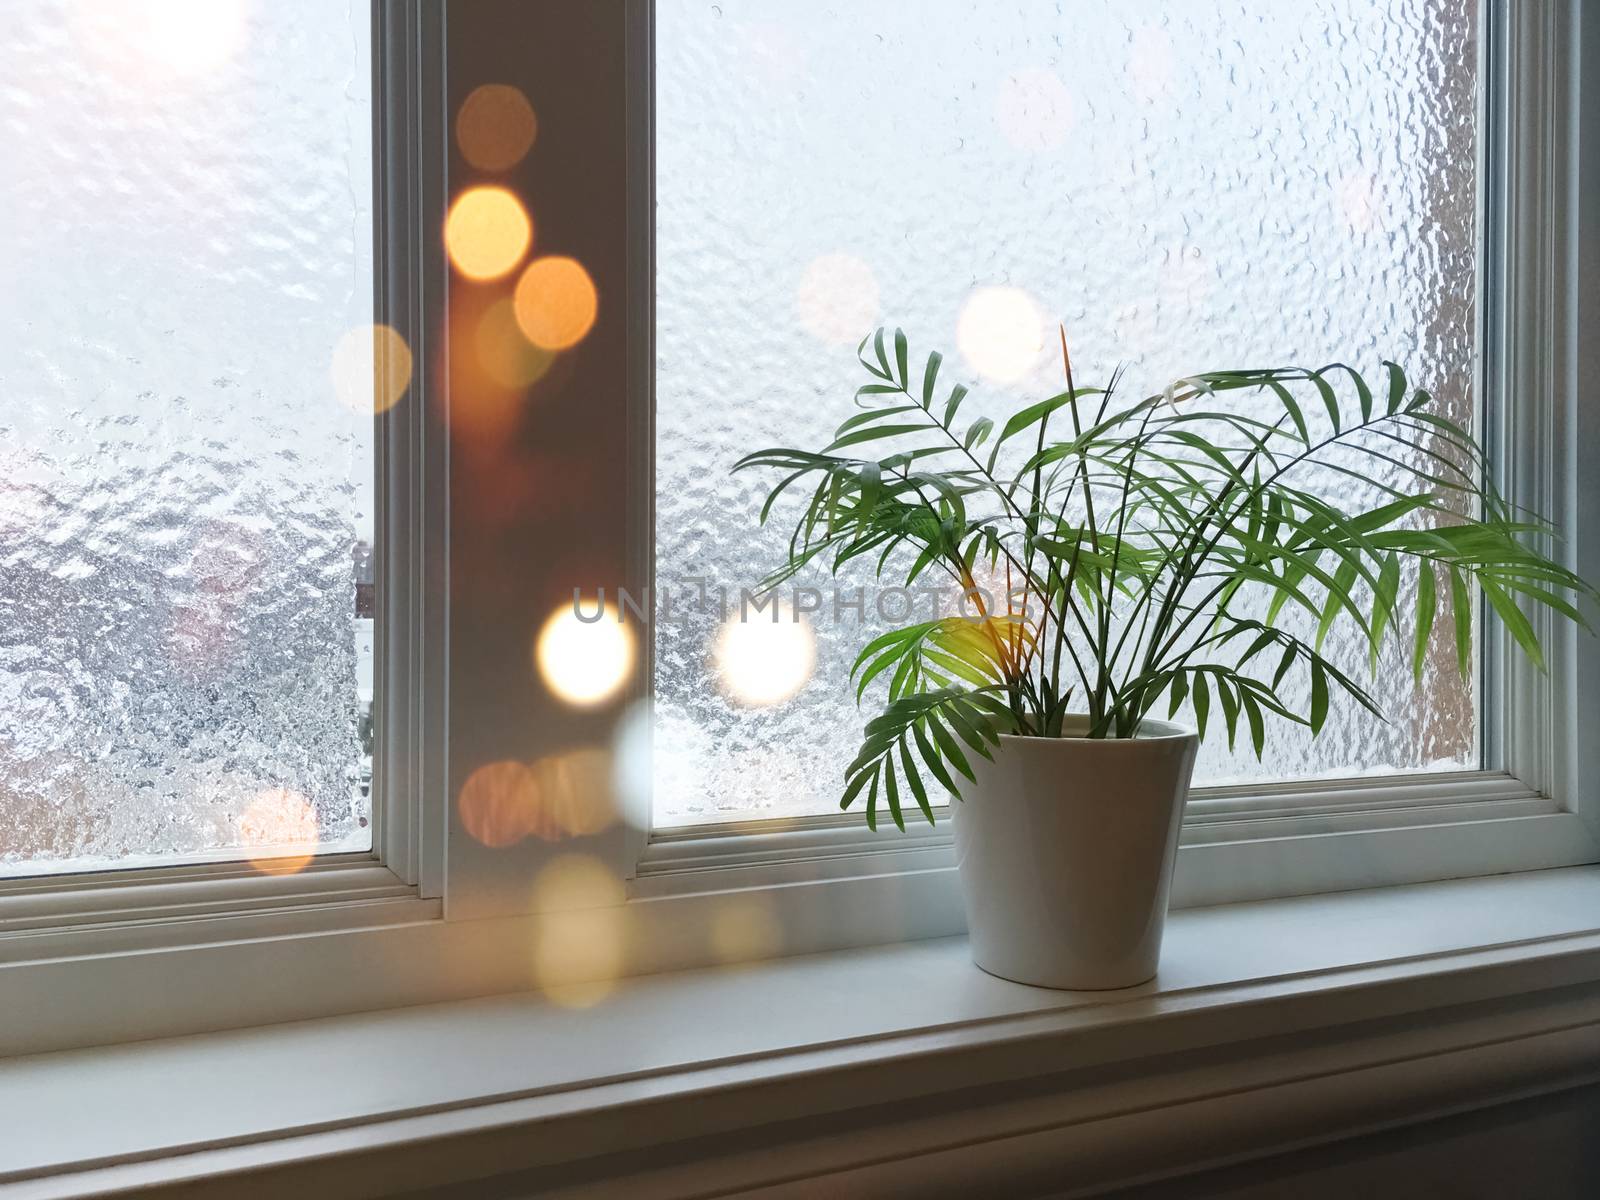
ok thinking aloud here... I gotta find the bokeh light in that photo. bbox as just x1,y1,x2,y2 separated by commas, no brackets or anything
0,470,47,538
239,787,318,875
163,521,262,675
712,602,816,707
957,286,1045,383
536,602,635,708
513,256,599,351
610,703,653,831
995,68,1076,151
710,897,783,964
331,324,413,414
795,252,880,346
531,854,628,1008
474,298,556,390
457,752,620,848
456,83,538,172
1335,171,1382,235
457,760,549,847
76,0,249,81
533,749,620,838
1129,26,1177,102
445,186,533,281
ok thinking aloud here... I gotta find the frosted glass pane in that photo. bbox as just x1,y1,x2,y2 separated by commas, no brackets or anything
656,0,1480,825
0,0,376,872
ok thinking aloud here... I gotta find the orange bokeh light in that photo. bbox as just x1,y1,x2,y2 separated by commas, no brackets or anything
535,749,620,838
513,256,598,351
457,760,552,847
445,186,533,282
456,753,621,850
456,84,538,172
239,788,319,875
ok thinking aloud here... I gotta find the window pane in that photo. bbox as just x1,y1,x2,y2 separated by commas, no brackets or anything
0,0,377,873
654,0,1479,826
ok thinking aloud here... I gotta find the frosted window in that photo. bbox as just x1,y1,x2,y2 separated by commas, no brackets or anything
655,0,1479,826
0,0,377,872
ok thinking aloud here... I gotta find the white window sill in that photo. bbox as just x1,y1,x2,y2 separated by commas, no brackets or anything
5,867,1600,1199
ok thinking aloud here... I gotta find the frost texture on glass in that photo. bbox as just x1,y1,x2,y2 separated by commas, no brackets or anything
656,0,1480,825
0,0,376,872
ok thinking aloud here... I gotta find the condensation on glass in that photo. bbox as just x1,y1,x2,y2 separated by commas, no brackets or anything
655,0,1480,825
0,0,376,872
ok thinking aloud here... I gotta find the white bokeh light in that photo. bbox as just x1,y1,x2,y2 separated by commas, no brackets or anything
957,286,1047,383
536,604,636,708
713,603,816,707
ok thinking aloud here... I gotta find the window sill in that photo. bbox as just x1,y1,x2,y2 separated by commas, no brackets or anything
6,866,1600,1199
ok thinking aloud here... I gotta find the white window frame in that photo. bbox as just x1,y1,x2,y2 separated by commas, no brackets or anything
0,0,1593,1058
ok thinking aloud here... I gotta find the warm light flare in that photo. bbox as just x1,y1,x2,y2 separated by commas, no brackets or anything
534,749,620,838
457,760,546,847
712,602,816,707
531,854,628,1008
513,256,598,351
456,84,538,172
711,897,783,964
457,752,620,849
239,788,318,875
445,186,533,281
536,603,635,708
474,299,556,390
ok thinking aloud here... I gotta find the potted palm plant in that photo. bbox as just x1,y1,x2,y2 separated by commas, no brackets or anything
736,327,1594,990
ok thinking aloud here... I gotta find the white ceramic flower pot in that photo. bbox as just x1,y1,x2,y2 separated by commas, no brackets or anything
952,717,1199,990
